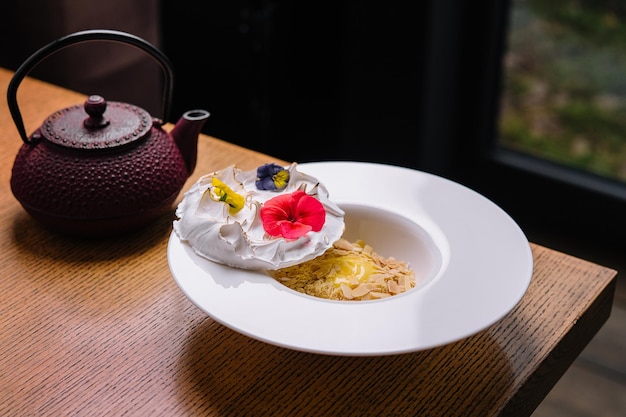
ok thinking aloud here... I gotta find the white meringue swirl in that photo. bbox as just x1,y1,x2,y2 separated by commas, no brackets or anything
173,163,345,270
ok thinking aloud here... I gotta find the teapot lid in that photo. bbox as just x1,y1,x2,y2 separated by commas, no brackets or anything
41,95,152,149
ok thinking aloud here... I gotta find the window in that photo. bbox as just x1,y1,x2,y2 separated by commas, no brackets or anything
419,0,625,263
500,0,626,189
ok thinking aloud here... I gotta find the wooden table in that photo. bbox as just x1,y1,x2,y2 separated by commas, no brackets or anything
0,67,618,417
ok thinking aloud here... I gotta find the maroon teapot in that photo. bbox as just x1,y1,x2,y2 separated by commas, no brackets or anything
8,30,210,237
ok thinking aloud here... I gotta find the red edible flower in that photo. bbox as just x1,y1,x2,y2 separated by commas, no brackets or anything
260,190,326,240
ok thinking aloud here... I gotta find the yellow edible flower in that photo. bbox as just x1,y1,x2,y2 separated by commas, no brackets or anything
210,177,245,214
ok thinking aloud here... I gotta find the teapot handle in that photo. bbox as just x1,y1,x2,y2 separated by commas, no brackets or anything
7,29,174,144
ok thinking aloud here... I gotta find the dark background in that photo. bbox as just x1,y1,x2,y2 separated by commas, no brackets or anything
159,2,428,167
1,1,429,169
1,1,499,179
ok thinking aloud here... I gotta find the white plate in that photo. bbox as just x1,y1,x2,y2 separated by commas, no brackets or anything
168,161,533,356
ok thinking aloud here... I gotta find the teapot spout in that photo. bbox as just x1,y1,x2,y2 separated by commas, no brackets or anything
170,109,210,175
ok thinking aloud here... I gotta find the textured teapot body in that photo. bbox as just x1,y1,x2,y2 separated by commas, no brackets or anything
10,118,194,236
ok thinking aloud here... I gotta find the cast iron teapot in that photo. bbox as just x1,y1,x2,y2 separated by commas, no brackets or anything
7,30,210,237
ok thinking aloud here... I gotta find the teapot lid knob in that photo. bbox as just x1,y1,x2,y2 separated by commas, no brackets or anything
83,95,109,129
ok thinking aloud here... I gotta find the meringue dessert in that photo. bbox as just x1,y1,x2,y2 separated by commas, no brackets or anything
173,163,346,270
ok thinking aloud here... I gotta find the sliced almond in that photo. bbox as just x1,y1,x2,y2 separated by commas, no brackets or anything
351,284,371,298
340,283,354,299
